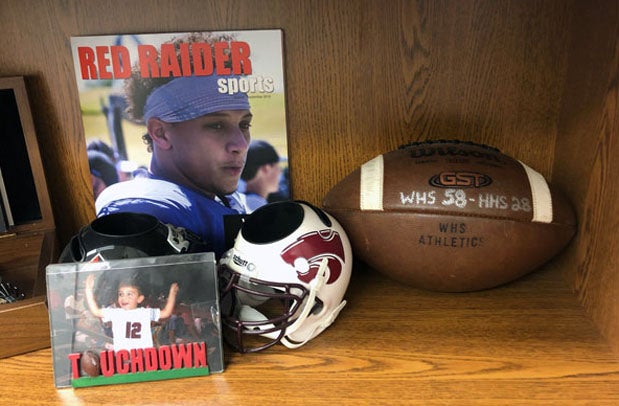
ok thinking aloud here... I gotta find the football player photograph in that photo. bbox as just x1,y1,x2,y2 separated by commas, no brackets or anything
87,149,119,200
95,32,252,257
238,139,283,212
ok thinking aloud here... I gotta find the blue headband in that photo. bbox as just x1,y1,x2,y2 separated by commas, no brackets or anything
143,75,250,123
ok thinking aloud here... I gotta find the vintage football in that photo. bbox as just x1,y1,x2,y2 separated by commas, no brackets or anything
322,140,576,292
80,350,101,377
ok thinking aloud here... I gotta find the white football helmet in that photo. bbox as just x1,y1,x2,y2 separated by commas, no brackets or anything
218,201,352,352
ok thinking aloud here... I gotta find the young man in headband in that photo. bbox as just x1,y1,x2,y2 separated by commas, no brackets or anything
95,33,251,258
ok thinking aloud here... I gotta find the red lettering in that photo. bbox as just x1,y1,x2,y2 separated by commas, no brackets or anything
84,342,209,378
78,46,132,80
192,342,208,368
171,344,192,369
77,47,98,80
192,43,213,75
130,348,145,373
214,42,231,75
116,349,130,374
138,44,160,78
158,345,172,370
95,46,113,80
110,45,131,79
144,347,158,371
178,43,193,76
100,350,115,377
68,353,81,379
231,41,252,75
159,43,182,77
132,41,253,78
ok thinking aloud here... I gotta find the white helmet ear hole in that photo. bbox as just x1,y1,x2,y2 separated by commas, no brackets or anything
294,257,309,273
311,298,324,315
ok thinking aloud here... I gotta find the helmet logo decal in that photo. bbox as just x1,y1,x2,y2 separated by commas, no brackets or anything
280,230,345,284
89,253,106,263
232,254,249,267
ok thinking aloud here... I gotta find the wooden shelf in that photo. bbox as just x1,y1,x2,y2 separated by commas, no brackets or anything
0,296,48,359
1,261,617,403
0,1,617,403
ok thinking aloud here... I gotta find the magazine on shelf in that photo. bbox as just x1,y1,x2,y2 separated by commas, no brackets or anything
46,252,223,388
69,29,289,251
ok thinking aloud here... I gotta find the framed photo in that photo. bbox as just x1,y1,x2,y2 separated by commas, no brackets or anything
46,252,223,388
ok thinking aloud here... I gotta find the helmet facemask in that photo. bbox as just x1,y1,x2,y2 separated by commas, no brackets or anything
218,201,352,352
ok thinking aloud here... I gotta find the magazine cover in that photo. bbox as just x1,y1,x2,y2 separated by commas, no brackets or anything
70,30,289,256
46,252,223,388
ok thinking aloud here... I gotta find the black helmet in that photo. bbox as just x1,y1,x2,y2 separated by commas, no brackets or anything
59,212,208,262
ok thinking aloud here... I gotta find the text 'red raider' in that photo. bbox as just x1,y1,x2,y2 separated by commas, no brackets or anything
77,41,252,80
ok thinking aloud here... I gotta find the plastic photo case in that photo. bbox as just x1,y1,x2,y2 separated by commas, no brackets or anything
46,252,223,388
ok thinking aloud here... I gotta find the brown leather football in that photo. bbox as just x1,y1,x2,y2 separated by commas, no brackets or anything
80,349,101,377
322,140,576,292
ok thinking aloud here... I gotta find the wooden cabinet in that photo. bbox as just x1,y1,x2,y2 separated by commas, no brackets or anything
0,77,55,358
0,1,617,401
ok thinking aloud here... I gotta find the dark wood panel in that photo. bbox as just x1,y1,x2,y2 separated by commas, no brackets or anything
554,0,619,353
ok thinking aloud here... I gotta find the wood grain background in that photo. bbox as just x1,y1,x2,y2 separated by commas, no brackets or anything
2,264,619,404
0,0,617,351
553,0,619,354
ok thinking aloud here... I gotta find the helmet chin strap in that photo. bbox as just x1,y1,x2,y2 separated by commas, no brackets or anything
239,258,342,349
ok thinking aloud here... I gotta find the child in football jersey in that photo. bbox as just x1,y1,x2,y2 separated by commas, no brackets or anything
85,273,178,351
